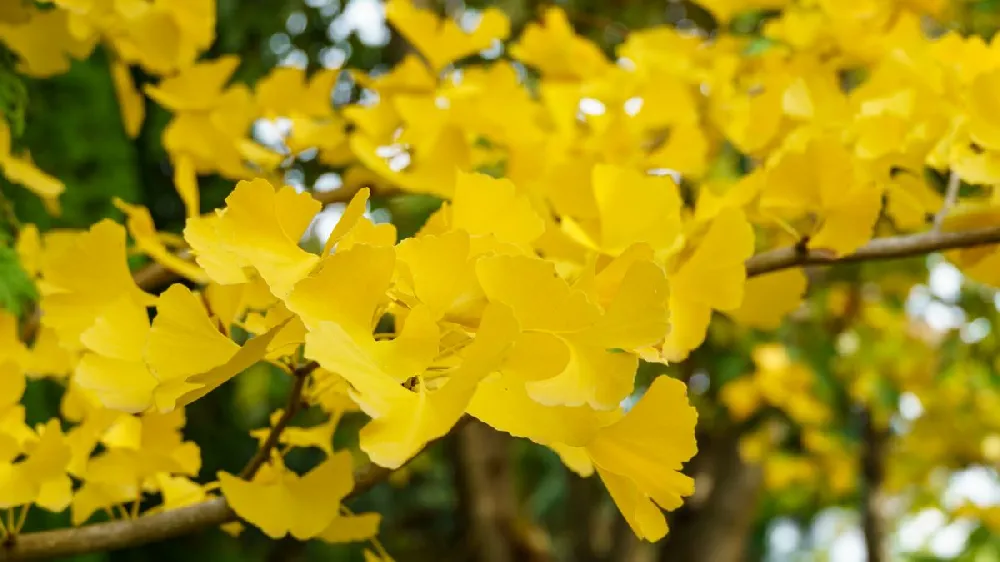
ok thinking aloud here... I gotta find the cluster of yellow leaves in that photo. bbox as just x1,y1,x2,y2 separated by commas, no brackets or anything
721,344,830,426
180,173,700,541
740,423,857,497
0,304,207,526
14,214,379,544
0,0,216,214
1,0,212,78
719,343,855,497
4,0,1000,549
11,169,702,542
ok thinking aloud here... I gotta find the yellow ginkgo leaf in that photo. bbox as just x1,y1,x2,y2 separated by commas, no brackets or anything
317,510,382,544
561,165,683,258
145,284,240,384
307,304,516,468
155,474,207,511
395,229,484,323
184,214,249,286
174,154,199,219
255,66,339,119
476,255,599,334
322,187,371,256
587,376,698,542
286,244,395,334
219,452,356,540
385,0,511,73
450,171,545,247
0,312,27,371
351,126,471,199
0,7,96,77
0,360,25,411
75,282,288,414
586,260,670,350
153,315,289,413
186,178,322,298
523,335,638,410
510,7,609,81
0,120,64,212
942,204,1000,287
660,207,754,361
75,297,156,413
727,268,808,330
353,54,437,96
762,134,881,255
884,172,942,231
113,199,207,283
40,220,155,349
217,178,321,297
26,327,74,379
467,373,608,447
501,331,570,383
477,254,662,409
110,60,144,139
243,303,307,361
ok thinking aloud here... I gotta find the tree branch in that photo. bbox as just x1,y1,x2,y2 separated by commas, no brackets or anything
239,361,317,480
0,497,234,561
0,431,402,561
745,225,1000,278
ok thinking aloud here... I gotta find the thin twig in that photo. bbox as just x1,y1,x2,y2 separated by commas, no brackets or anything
239,361,318,480
745,225,1000,278
933,172,961,232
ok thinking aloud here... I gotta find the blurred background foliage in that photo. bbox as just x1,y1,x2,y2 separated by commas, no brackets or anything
4,1,1000,561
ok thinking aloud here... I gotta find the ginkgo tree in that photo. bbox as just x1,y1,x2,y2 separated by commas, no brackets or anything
1,0,1000,560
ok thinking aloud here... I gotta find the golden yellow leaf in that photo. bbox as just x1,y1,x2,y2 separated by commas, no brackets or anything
385,0,510,72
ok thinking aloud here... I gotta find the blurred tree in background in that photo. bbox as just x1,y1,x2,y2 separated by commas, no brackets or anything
2,1,1000,561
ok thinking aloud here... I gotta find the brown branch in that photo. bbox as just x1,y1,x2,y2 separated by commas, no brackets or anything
745,225,1000,278
0,497,234,561
0,421,414,561
0,455,396,562
239,361,317,480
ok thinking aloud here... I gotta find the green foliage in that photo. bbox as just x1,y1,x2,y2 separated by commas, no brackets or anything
0,45,27,139
0,244,35,317
13,51,141,229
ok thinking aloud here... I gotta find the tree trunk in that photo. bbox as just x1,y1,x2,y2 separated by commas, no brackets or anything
657,428,762,562
861,410,888,562
457,421,519,562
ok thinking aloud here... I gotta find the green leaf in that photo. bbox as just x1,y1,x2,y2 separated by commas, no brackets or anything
0,244,37,317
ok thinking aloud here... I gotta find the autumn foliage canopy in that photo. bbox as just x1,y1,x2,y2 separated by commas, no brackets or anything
1,0,1000,560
